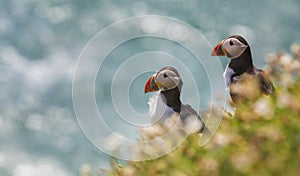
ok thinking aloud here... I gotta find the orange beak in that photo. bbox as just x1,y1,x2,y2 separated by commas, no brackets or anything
211,40,225,56
144,75,159,93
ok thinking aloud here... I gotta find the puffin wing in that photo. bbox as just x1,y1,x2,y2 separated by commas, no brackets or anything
180,104,205,133
229,67,274,103
253,67,274,95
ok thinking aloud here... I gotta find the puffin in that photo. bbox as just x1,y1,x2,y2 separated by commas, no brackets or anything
211,35,274,103
144,66,205,133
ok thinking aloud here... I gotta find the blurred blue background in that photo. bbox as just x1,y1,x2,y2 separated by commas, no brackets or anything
0,0,299,175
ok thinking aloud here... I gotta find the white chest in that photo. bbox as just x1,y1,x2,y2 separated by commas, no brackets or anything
223,64,235,88
148,93,176,124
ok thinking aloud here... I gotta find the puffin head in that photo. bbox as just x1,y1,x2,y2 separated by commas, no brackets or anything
211,35,249,59
144,67,182,93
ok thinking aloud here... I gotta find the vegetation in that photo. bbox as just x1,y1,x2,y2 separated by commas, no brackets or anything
87,44,300,176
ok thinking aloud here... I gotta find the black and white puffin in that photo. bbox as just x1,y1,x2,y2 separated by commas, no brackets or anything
211,35,274,103
144,67,205,133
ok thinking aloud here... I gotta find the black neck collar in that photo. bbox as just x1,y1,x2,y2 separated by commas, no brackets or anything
160,87,182,113
229,47,254,76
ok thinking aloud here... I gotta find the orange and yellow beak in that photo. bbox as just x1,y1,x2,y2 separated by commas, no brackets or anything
144,74,160,93
211,40,225,56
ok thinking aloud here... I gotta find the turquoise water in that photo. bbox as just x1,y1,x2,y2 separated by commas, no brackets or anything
0,0,299,175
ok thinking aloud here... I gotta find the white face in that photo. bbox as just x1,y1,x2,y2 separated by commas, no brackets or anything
222,38,248,59
155,69,181,91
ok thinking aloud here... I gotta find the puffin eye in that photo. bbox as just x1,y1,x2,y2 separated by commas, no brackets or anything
163,73,168,78
229,40,234,46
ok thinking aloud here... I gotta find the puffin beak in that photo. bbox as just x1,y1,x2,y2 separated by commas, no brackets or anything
144,74,160,93
211,40,225,56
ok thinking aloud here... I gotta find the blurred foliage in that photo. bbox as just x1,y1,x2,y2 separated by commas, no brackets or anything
97,44,300,176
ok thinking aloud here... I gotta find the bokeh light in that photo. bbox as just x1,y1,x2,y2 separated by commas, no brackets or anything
0,0,299,175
